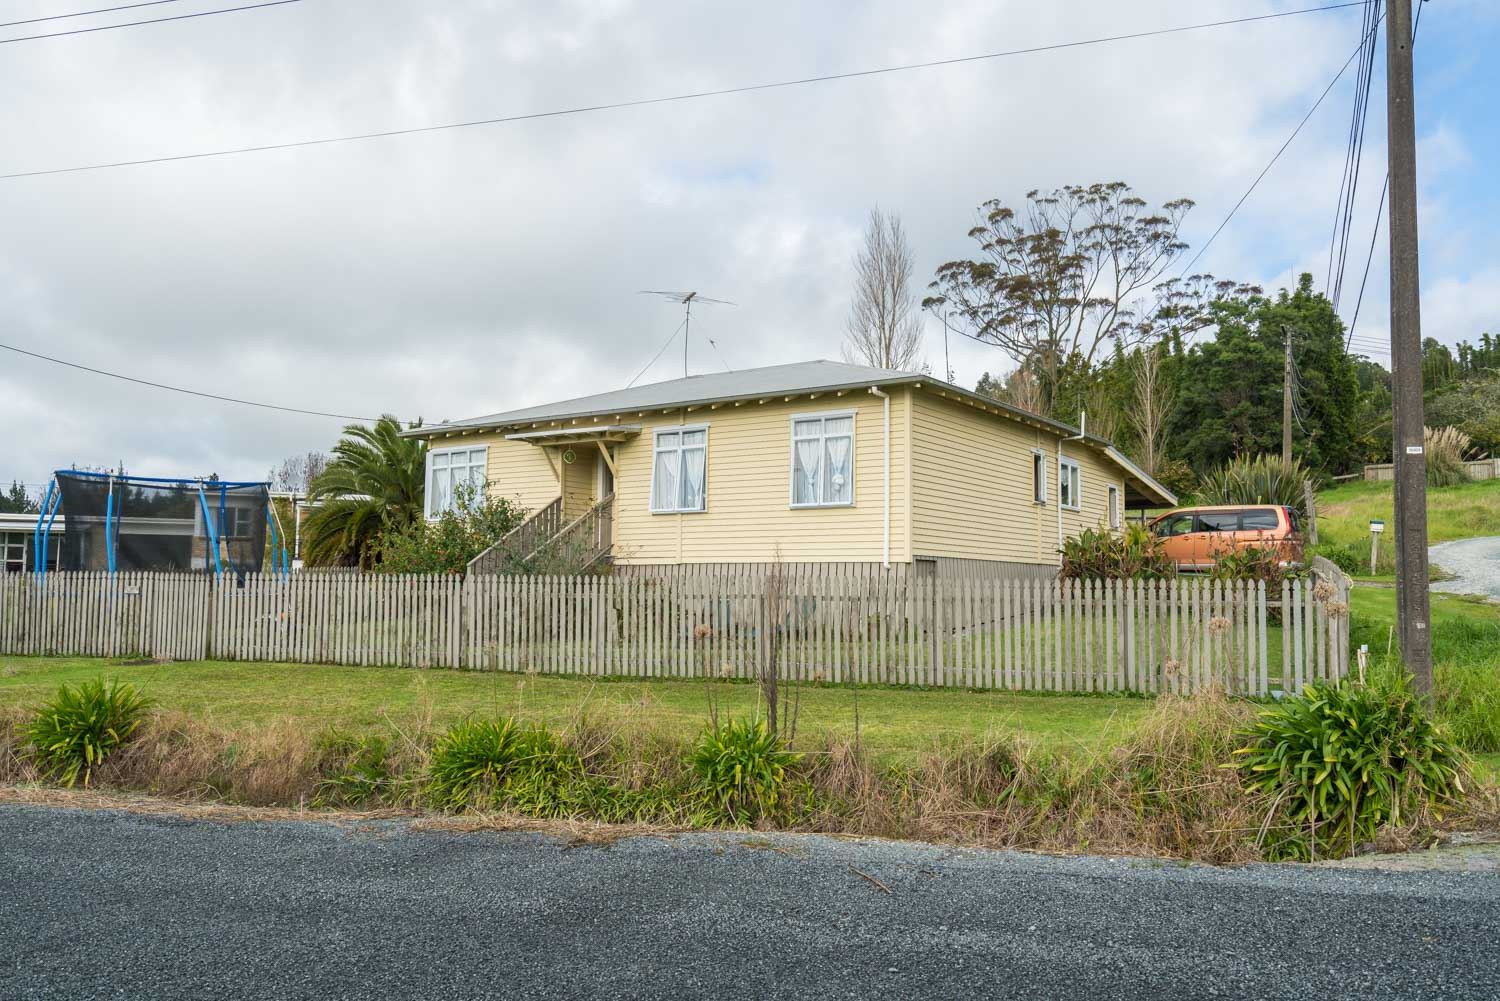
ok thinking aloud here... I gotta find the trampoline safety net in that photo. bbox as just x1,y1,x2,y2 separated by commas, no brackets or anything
50,472,271,575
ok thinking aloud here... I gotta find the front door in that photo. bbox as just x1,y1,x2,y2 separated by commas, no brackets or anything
596,448,615,499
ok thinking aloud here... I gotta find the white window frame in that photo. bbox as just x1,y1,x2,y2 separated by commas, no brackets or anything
1107,485,1121,529
648,424,709,514
222,505,255,539
1058,458,1081,512
788,410,857,509
425,445,489,520
1032,449,1047,505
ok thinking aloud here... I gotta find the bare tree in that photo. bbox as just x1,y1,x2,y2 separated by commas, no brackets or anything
1002,364,1044,415
842,207,924,371
1128,343,1177,477
925,182,1195,413
269,451,330,494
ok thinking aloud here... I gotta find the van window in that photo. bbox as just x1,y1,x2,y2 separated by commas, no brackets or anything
1159,513,1196,537
1241,508,1279,531
1197,511,1239,532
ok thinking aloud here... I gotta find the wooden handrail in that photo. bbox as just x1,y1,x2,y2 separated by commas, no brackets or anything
466,496,562,575
525,494,613,570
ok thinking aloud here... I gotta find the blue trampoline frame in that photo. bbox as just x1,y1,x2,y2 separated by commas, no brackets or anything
32,470,289,581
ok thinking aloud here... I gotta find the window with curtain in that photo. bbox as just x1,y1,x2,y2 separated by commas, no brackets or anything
1108,485,1120,529
1058,458,1081,511
650,428,707,513
1032,451,1046,504
790,413,854,507
426,446,488,519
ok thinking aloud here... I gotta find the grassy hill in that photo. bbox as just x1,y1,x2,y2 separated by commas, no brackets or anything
1315,477,1500,573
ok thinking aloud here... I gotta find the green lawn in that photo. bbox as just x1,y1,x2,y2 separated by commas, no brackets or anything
0,655,1150,762
1316,478,1500,577
2,586,1491,770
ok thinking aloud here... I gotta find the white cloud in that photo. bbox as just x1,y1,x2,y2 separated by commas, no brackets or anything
0,0,1486,497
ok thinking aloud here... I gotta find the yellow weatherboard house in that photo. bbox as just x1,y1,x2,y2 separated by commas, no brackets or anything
403,360,1175,577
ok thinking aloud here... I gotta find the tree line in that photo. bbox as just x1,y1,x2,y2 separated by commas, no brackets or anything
841,180,1490,496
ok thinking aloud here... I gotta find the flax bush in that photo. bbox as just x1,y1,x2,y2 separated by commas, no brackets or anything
691,718,800,825
1232,678,1468,861
26,679,152,788
1195,454,1311,510
427,718,590,816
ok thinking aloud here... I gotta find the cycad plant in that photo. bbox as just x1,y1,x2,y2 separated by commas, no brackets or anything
1195,454,1311,511
302,415,427,567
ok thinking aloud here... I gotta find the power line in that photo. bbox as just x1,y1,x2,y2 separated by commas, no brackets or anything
1176,13,1381,277
0,339,382,422
1,2,1366,180
1326,0,1382,310
1344,0,1425,350
625,319,688,389
1345,172,1389,349
0,1,189,29
0,0,303,45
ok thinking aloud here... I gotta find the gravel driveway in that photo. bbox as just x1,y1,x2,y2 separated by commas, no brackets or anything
1430,536,1500,599
4,804,1499,1000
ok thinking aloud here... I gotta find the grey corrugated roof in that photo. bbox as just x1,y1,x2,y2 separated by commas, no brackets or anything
410,358,1176,506
415,360,920,432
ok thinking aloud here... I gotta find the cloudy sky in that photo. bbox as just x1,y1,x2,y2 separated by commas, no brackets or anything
1,0,1495,498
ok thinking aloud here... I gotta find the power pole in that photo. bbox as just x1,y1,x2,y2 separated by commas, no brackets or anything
1282,325,1294,464
1386,0,1432,693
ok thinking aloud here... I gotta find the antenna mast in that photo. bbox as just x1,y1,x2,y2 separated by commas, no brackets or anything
638,290,736,378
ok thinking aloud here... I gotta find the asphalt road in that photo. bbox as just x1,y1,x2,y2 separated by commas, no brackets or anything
1431,536,1500,599
3,805,1499,1000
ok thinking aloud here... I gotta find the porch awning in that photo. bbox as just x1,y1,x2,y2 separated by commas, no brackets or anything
502,424,642,447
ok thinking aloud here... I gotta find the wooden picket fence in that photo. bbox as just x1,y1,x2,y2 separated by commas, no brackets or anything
0,565,1350,695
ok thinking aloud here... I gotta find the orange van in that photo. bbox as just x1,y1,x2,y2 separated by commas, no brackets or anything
1148,505,1303,572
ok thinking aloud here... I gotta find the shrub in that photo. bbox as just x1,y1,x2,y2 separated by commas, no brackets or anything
426,718,587,816
1310,542,1362,576
1152,457,1199,502
1424,425,1473,489
374,487,528,575
1195,454,1312,511
1232,679,1468,861
1208,545,1307,584
1059,525,1175,580
691,718,800,825
26,679,152,788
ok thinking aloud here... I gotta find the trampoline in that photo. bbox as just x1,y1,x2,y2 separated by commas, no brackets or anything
33,471,289,578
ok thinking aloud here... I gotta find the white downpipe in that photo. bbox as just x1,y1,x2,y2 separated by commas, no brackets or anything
1059,410,1088,551
869,386,891,568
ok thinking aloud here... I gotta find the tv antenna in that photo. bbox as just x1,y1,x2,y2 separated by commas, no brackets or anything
638,290,735,378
